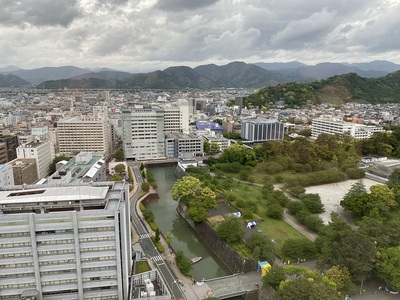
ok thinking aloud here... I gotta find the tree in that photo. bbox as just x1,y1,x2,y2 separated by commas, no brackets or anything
210,142,220,155
219,143,257,166
300,193,324,213
114,149,124,161
266,203,284,219
246,233,275,263
112,174,123,181
316,214,377,281
281,238,317,260
49,155,70,173
278,276,341,300
370,184,398,209
324,266,353,292
377,246,400,291
203,140,211,155
216,216,245,244
172,176,217,222
388,168,400,189
154,228,160,243
114,163,126,175
263,265,286,289
175,250,192,276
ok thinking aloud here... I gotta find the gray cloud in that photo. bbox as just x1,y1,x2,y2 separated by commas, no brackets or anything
0,0,400,70
155,0,220,11
0,0,81,27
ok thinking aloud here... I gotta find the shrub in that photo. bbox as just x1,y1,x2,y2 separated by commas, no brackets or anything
287,201,305,215
301,193,324,213
141,182,150,192
287,185,306,197
266,203,284,219
302,214,325,233
345,167,365,179
281,238,317,260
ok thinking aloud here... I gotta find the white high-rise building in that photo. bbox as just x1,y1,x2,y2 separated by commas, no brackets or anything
162,99,190,134
311,117,385,139
122,106,165,161
57,116,112,159
0,181,131,300
17,140,55,180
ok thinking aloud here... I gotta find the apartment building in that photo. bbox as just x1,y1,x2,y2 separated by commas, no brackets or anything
8,158,38,185
241,118,285,142
0,181,131,300
17,141,55,180
57,115,112,159
0,143,7,164
311,117,385,139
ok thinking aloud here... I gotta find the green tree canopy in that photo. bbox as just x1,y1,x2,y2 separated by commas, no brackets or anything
278,276,341,300
281,238,317,260
114,163,126,174
172,176,217,222
49,155,70,173
218,143,257,166
377,246,400,291
246,233,275,263
114,149,124,161
216,215,245,244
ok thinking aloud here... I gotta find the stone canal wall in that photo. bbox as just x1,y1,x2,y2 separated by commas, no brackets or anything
177,203,258,275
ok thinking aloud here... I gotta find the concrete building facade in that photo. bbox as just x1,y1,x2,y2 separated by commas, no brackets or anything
0,181,131,300
311,117,385,139
165,133,203,158
122,106,165,161
17,141,55,180
8,158,38,185
0,135,19,162
57,116,112,159
0,164,14,186
241,118,285,142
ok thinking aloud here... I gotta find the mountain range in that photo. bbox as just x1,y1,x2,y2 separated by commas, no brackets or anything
0,60,400,89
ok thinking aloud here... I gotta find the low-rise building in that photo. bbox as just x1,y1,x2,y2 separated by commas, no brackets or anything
0,164,14,186
165,133,203,158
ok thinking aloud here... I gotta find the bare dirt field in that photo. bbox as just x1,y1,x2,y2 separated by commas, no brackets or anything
305,178,382,224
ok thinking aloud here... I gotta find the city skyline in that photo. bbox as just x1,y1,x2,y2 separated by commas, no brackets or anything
1,0,400,72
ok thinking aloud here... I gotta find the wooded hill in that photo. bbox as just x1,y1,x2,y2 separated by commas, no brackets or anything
244,71,400,108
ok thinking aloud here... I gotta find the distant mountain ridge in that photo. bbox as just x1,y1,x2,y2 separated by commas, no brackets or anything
1,60,400,88
0,74,30,87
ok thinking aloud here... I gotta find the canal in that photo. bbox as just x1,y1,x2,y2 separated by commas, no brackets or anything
145,166,231,281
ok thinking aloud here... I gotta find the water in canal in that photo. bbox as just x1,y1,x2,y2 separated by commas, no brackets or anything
145,166,231,281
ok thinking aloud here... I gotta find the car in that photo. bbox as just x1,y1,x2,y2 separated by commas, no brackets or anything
385,286,399,294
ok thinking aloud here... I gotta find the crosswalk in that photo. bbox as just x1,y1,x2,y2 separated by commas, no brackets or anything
152,255,164,262
140,233,150,239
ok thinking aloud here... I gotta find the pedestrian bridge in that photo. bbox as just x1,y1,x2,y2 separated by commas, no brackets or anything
205,272,262,299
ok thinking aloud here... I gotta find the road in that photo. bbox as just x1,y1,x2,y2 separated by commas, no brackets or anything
129,165,185,299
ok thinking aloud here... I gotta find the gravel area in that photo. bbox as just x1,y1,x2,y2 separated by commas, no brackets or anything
305,178,382,224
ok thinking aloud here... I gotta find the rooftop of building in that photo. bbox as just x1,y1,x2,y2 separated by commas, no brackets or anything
0,181,126,214
48,152,105,184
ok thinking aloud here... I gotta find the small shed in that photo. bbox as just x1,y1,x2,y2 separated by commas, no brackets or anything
258,261,271,276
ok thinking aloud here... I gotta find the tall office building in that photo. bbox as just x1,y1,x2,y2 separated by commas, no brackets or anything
0,135,19,162
122,106,165,161
0,181,131,300
57,115,112,159
241,118,285,142
311,117,385,139
17,141,55,180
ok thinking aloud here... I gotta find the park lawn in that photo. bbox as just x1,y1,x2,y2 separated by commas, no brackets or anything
256,216,309,249
136,261,151,274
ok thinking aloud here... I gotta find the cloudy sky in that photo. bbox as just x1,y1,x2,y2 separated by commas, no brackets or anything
1,0,400,71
